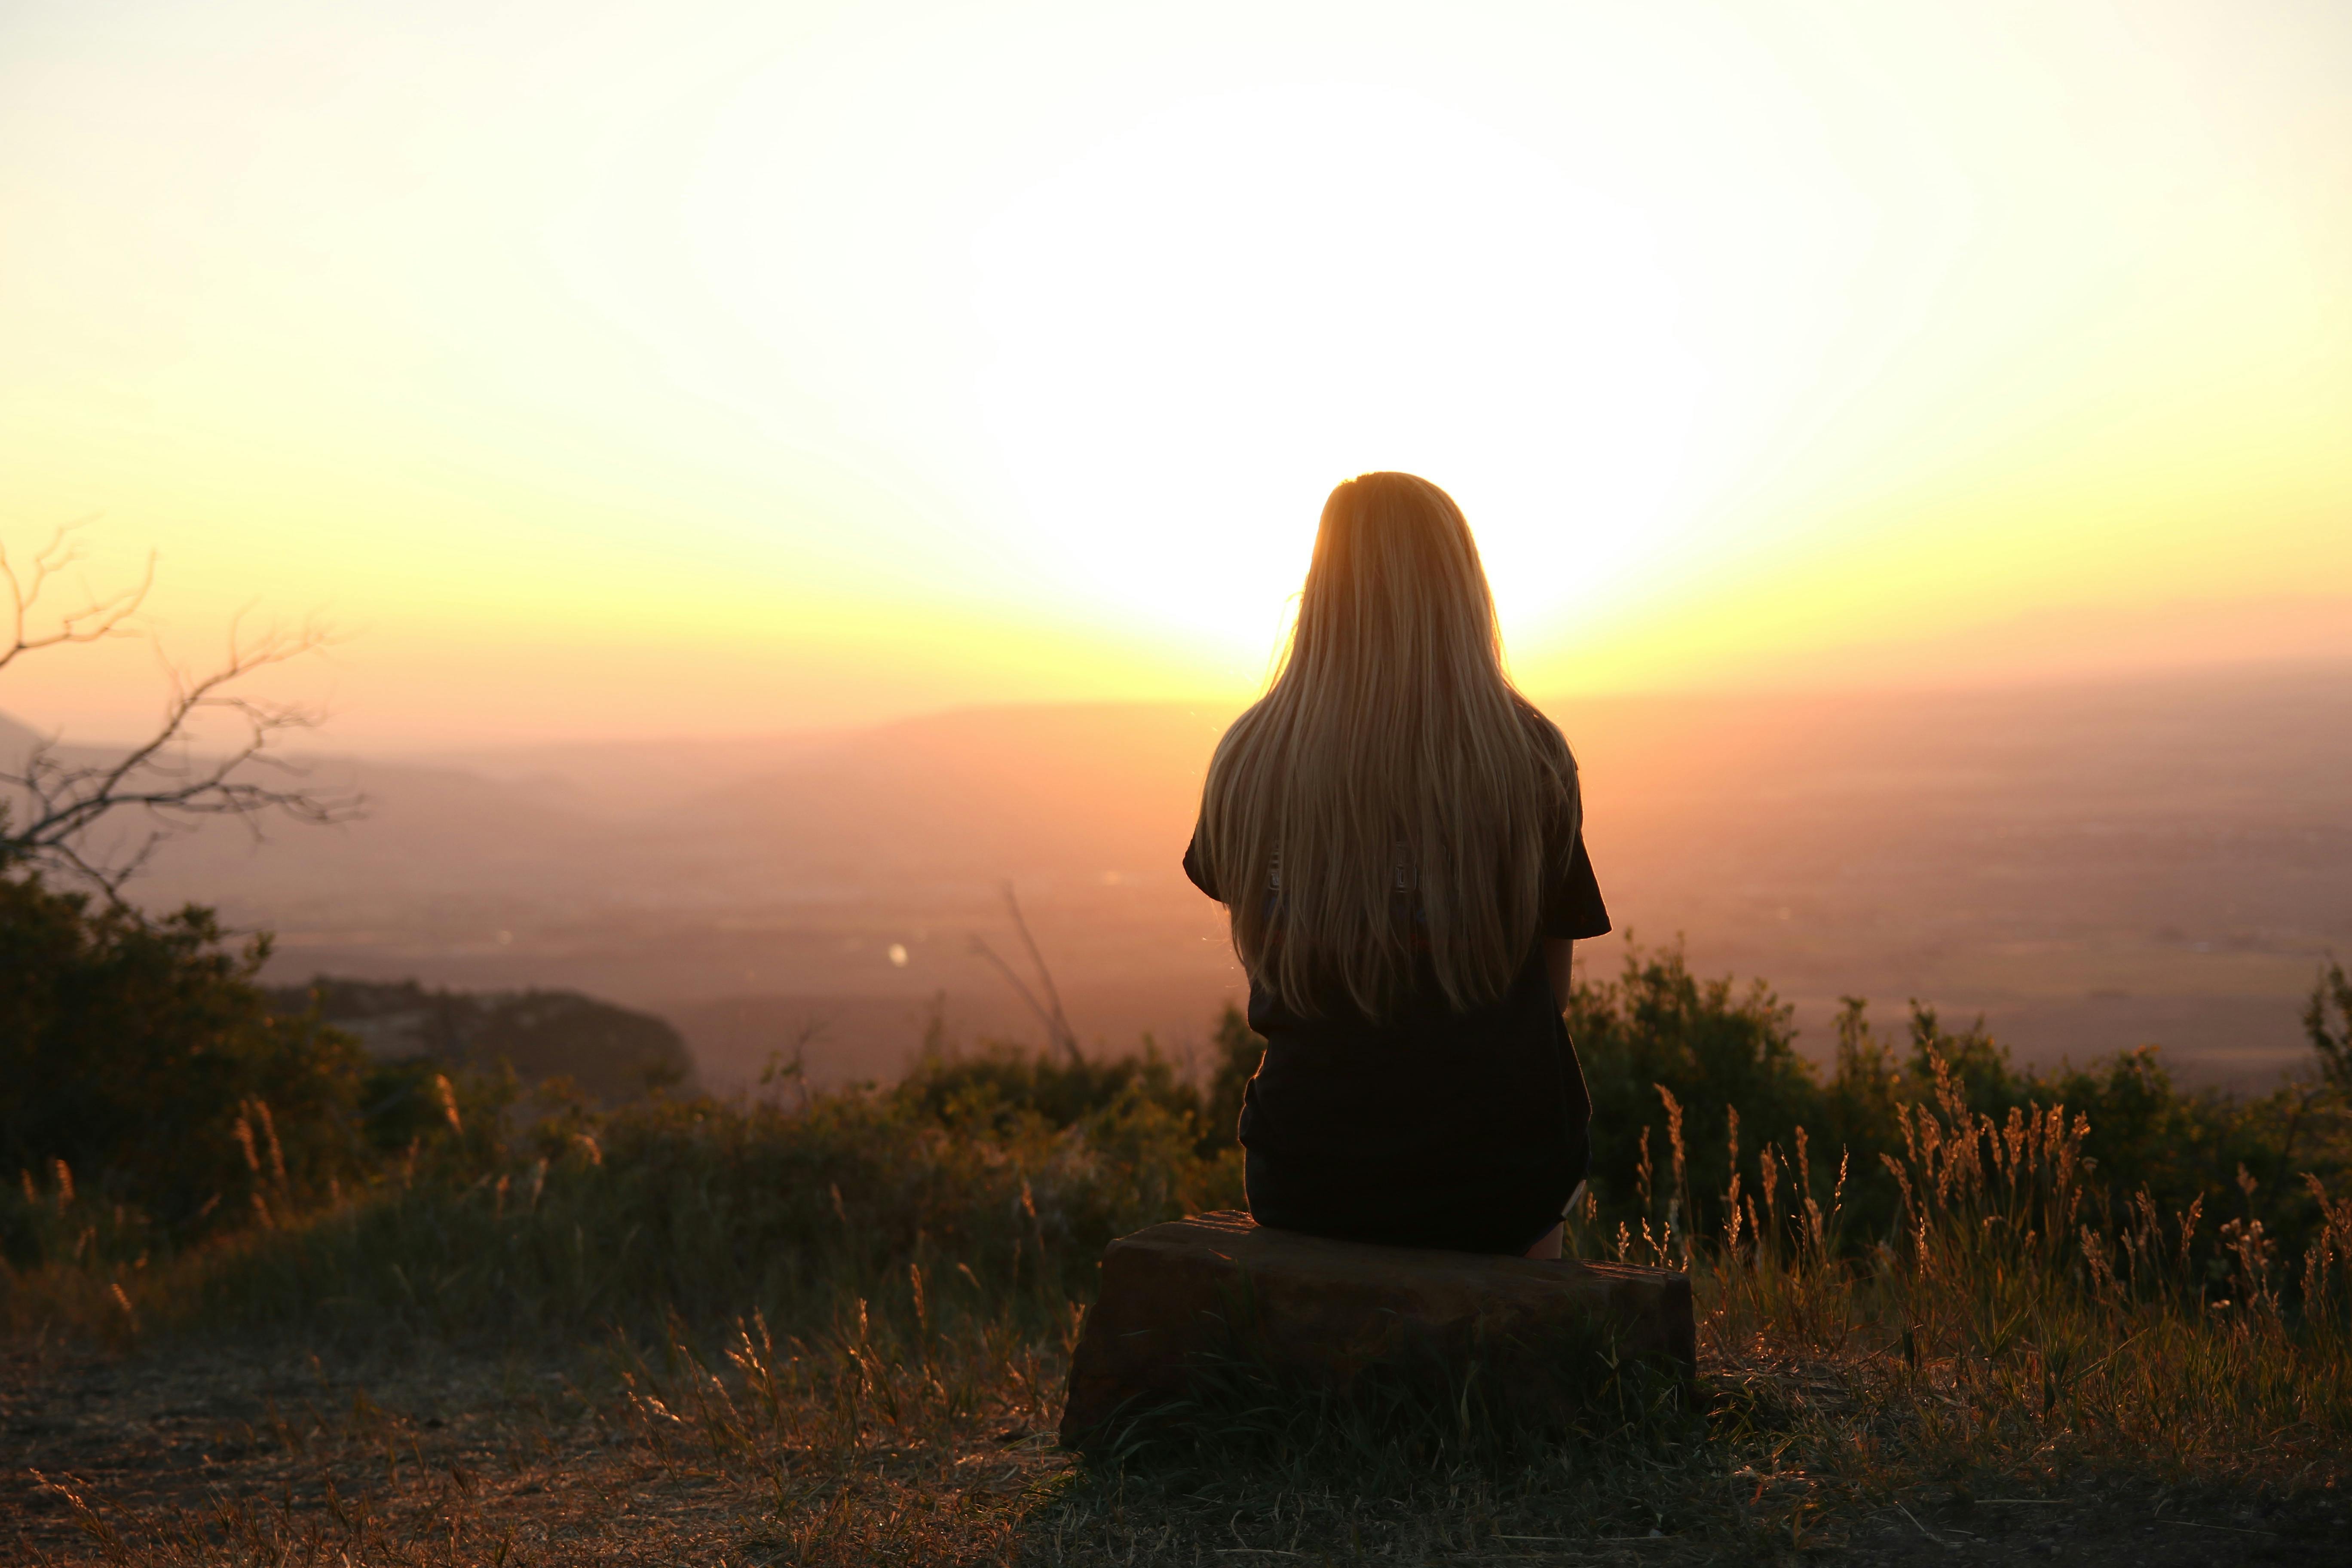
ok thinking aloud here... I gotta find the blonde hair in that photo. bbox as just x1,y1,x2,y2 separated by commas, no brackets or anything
1198,472,1576,1019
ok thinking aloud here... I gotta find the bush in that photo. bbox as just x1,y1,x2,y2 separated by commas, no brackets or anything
34,1057,1244,1348
1568,941,2352,1268
1568,944,1817,1236
891,1038,1203,1139
10,910,2349,1348
0,874,368,1254
889,1003,1265,1163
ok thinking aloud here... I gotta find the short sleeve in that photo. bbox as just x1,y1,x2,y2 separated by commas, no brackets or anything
1182,821,1219,901
1541,834,1611,940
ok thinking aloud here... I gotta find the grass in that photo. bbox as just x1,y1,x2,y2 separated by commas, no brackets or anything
8,1040,2352,1563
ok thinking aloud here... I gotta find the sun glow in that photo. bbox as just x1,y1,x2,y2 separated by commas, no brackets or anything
965,84,1703,653
1,1,2348,743
674,30,1913,668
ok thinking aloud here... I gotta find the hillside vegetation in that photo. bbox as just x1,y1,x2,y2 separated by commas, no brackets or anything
6,872,2352,1563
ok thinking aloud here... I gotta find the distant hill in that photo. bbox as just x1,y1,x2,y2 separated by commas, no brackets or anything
20,658,2351,1093
265,977,696,1105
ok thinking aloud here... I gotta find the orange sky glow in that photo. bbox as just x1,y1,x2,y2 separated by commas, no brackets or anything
3,0,2348,749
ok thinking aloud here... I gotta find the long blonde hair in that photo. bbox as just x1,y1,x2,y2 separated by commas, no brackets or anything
1197,472,1576,1019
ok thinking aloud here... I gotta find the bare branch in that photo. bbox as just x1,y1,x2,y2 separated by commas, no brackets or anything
0,535,364,899
0,521,153,678
1002,883,1080,1059
968,884,1081,1062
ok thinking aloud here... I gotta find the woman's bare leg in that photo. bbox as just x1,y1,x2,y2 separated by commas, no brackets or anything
1524,1222,1563,1260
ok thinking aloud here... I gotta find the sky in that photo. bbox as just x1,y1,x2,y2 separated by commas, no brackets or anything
2,0,2348,749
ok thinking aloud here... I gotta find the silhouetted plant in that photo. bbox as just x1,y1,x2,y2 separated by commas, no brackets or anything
2307,956,2352,1091
0,872,370,1255
0,522,358,898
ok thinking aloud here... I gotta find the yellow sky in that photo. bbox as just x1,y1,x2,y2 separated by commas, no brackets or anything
2,0,2347,748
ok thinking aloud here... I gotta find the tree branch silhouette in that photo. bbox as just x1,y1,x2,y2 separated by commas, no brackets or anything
0,523,364,899
969,883,1081,1062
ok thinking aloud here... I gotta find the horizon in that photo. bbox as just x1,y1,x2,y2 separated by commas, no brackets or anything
18,642,2352,761
19,656,2340,1104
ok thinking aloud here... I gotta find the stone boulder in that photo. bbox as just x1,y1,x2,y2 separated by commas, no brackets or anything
1059,1210,1696,1445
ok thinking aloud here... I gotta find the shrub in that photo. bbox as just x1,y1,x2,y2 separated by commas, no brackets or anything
49,1063,1243,1347
1569,941,2352,1269
891,1038,1203,1138
0,874,368,1255
1568,944,1816,1236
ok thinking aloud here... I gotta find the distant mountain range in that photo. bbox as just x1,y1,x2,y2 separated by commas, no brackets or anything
10,659,2349,1094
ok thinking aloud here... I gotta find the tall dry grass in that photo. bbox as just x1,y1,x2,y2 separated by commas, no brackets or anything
9,1035,2352,1562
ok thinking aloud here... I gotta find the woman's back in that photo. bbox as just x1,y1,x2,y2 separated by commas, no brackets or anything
1186,473,1610,1256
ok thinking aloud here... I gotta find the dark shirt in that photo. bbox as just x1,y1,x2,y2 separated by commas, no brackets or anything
1183,819,1611,1254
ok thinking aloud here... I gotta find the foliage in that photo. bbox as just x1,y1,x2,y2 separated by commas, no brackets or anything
888,1002,1265,1167
890,1036,1200,1141
4,1048,1245,1350
1571,940,2352,1271
1567,944,1818,1237
2309,955,2352,1090
0,873,368,1255
10,954,2352,1562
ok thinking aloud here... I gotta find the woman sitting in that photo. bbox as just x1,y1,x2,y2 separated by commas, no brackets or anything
1184,472,1609,1260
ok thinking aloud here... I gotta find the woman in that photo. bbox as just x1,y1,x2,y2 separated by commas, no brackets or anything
1184,472,1609,1259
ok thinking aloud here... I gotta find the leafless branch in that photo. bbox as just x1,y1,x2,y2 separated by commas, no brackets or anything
968,883,1081,1063
0,533,364,900
0,521,153,678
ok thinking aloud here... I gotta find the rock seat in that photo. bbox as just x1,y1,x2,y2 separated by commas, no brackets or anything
1059,1210,1695,1445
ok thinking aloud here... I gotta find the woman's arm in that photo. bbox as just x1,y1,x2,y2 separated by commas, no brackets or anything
1544,937,1574,1016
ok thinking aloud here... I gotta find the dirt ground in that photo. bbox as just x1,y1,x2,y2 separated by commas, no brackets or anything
5,1342,789,1564
5,1343,2345,1565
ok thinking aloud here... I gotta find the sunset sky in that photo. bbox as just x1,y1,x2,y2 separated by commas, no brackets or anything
3,0,2348,748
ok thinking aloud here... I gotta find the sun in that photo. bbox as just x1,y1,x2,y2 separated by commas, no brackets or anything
965,83,1709,661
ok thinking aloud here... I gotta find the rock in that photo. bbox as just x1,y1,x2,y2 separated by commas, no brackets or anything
1059,1210,1696,1445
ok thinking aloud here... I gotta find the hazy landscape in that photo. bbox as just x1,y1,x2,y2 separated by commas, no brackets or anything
55,655,2348,1097
15,653,2352,1566
15,3,2352,1560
